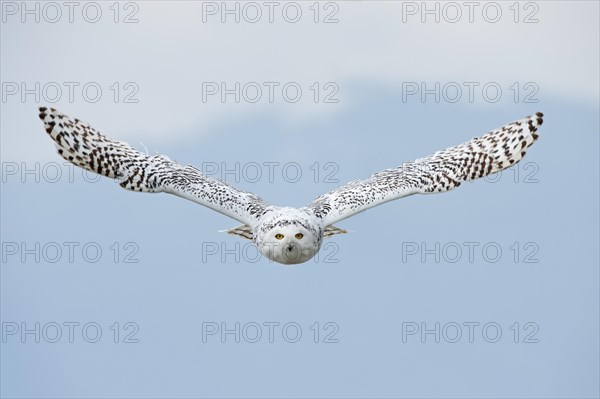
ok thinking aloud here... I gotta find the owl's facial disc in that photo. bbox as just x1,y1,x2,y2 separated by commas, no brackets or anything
257,219,320,265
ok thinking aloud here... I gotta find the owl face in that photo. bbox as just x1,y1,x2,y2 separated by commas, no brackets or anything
257,219,320,265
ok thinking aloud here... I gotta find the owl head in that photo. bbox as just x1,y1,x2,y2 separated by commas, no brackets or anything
256,210,322,265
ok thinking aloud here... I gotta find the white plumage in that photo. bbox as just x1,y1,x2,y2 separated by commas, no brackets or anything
38,107,543,264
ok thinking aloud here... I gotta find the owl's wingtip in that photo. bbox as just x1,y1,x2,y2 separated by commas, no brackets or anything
38,106,60,121
523,112,543,137
38,106,48,120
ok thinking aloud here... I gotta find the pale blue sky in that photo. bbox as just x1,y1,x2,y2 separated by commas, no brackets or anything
1,1,599,398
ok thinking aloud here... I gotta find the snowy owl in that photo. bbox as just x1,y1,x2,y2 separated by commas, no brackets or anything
38,107,543,265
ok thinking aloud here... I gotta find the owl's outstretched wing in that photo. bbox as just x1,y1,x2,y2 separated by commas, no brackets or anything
38,107,270,226
306,113,543,227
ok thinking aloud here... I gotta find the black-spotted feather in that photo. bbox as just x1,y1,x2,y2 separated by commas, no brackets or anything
306,113,543,226
38,107,269,226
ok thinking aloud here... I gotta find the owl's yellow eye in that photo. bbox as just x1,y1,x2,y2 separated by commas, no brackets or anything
295,233,304,239
275,234,284,240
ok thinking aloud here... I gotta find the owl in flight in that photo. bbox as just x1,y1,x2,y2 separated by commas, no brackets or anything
38,107,543,264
